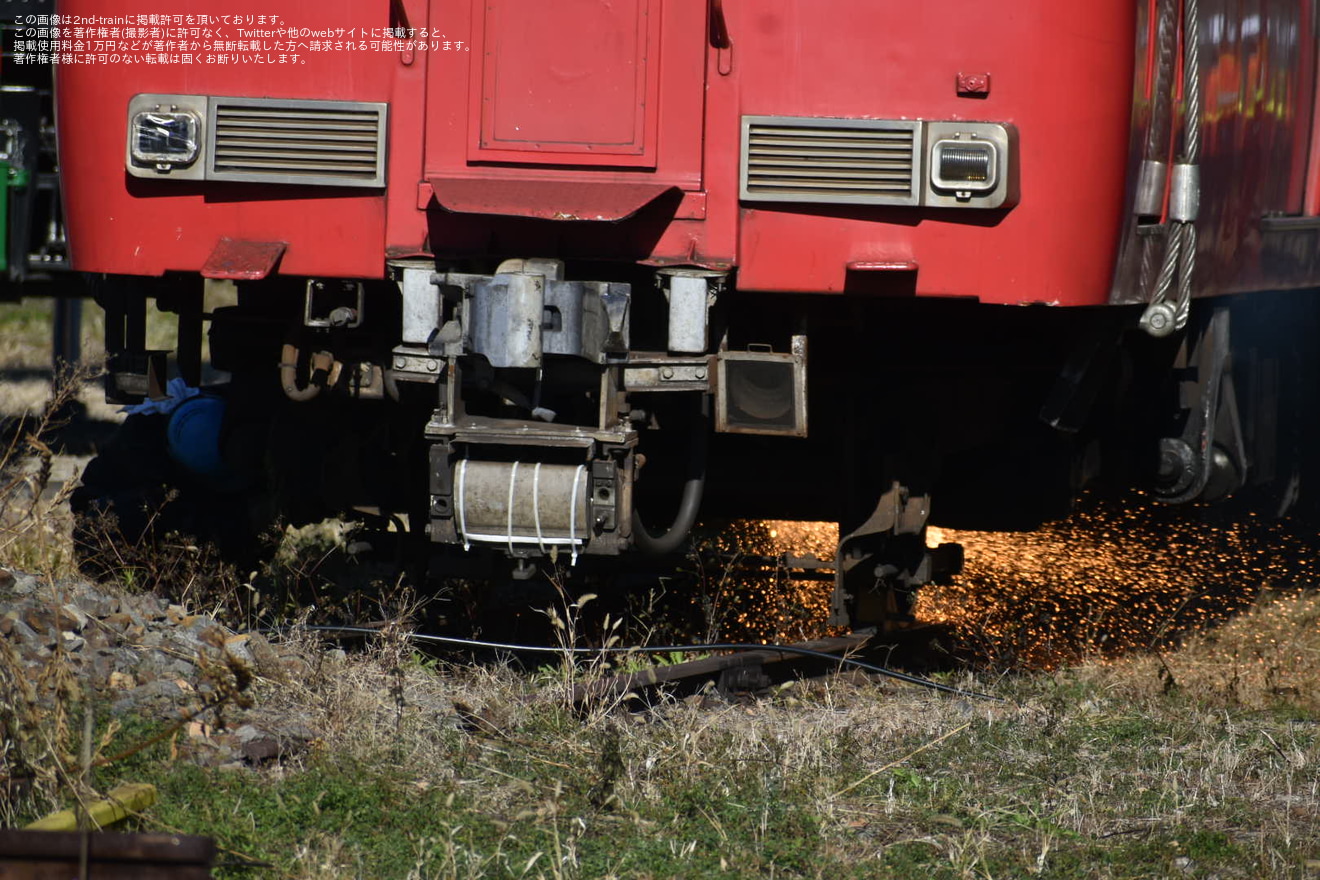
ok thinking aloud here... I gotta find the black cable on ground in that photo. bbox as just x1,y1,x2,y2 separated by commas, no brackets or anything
263,624,1006,703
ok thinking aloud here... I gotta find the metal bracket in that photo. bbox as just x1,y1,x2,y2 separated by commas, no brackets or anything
107,350,170,404
1155,306,1247,503
390,346,445,383
622,354,712,392
829,482,940,630
304,279,364,329
715,336,808,437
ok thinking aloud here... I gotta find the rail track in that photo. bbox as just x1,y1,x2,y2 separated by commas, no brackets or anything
292,620,991,710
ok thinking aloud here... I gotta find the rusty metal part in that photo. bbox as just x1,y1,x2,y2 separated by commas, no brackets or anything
304,279,364,329
0,830,216,879
427,178,677,221
565,634,873,704
339,362,385,400
426,411,637,557
716,336,808,437
390,346,445,385
199,237,286,281
623,353,713,393
700,551,835,582
831,482,937,629
1155,306,1246,503
107,349,170,403
281,626,1002,702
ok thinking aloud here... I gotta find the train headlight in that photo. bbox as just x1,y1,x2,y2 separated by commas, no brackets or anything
130,110,200,167
930,137,997,194
126,94,208,180
923,121,1017,209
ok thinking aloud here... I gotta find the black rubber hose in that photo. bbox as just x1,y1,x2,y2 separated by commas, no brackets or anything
631,401,708,555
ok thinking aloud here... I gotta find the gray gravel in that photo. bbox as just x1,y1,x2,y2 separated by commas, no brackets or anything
1,566,322,769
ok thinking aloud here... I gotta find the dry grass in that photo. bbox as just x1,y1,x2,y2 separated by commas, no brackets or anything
0,299,116,425
0,296,183,372
138,588,1313,878
0,618,89,826
2,421,1318,877
1101,591,1320,711
7,578,1318,876
0,296,171,422
0,365,101,579
5,511,1320,877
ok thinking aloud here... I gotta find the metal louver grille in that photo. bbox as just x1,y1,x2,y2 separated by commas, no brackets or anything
740,116,922,206
207,98,387,188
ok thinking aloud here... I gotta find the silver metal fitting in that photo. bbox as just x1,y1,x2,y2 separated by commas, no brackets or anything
394,261,442,345
304,280,364,329
1139,301,1179,337
1169,163,1200,223
1134,159,1168,218
657,268,727,355
470,272,545,369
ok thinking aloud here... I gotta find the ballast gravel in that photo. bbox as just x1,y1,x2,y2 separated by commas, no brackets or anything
1,566,322,769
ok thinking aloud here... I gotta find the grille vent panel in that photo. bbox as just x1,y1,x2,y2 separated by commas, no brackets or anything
207,98,387,188
740,116,921,206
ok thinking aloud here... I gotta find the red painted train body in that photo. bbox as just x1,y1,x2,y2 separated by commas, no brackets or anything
60,0,1136,303
51,0,1320,628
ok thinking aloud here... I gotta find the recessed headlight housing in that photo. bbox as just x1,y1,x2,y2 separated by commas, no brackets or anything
126,94,209,180
130,109,200,167
924,121,1018,209
125,93,388,187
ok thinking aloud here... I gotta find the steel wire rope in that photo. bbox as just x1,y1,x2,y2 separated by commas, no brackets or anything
1141,0,1202,336
1138,0,1181,295
1175,0,1202,330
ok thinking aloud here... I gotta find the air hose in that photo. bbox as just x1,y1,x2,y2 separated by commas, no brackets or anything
630,401,708,555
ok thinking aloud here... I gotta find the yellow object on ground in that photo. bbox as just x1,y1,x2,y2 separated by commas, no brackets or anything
24,783,157,831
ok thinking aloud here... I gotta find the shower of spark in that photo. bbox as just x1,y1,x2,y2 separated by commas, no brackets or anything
687,518,839,644
703,496,1320,669
918,494,1320,668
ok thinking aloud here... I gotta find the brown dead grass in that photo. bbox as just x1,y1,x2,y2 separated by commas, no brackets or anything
222,592,1320,877
1083,589,1320,712
5,554,1319,876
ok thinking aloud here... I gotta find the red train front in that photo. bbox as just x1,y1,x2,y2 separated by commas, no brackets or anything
51,0,1320,629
